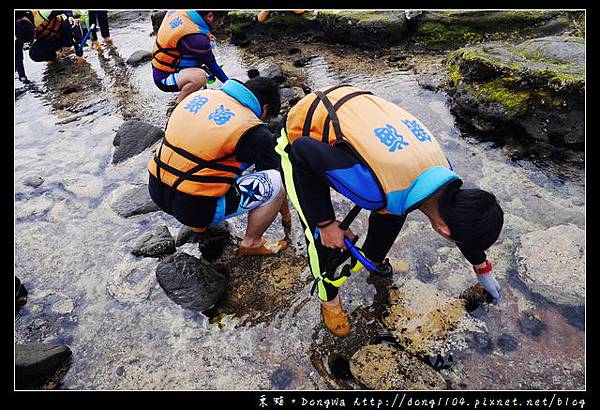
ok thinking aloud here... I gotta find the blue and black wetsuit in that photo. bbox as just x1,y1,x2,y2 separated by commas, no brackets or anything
285,135,487,301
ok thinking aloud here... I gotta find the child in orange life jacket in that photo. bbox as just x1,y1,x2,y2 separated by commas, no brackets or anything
15,10,86,67
148,77,290,256
276,84,504,337
152,10,229,106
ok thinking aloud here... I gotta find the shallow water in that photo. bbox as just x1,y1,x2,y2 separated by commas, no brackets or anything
14,13,584,390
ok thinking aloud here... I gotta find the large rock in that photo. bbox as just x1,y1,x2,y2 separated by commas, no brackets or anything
132,225,176,258
126,50,152,66
516,224,585,306
112,120,164,164
196,222,232,262
155,252,228,311
414,10,579,50
445,36,585,147
350,344,446,390
15,343,72,389
110,185,160,218
383,278,486,357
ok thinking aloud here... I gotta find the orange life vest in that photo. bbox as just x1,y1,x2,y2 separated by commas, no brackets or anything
32,10,63,41
152,10,210,73
148,85,263,198
285,84,460,215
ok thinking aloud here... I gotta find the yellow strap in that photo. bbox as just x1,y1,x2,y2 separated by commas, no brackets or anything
276,129,329,301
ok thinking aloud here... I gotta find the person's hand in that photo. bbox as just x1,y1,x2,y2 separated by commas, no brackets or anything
318,220,355,250
68,16,80,26
474,261,502,304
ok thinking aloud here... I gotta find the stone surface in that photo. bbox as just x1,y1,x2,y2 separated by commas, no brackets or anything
417,63,449,91
23,175,44,188
109,185,160,218
112,120,164,164
445,36,585,146
15,343,72,388
155,252,228,312
350,344,446,389
132,225,176,258
383,279,486,357
126,50,152,66
150,10,167,35
516,224,585,306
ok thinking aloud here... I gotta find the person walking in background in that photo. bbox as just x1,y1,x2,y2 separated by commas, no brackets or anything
88,10,111,49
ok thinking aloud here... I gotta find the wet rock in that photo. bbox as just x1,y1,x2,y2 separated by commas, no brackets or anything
350,344,446,390
107,258,157,304
15,342,72,389
468,332,494,354
175,225,203,247
155,252,227,312
23,176,44,188
445,36,584,148
497,334,519,352
230,31,251,47
150,10,167,35
260,63,286,84
417,63,449,91
16,276,28,313
383,279,470,356
280,86,304,104
196,223,232,262
110,185,160,218
267,115,284,134
516,224,585,306
415,10,579,50
126,50,152,66
247,68,260,79
270,367,295,389
293,55,317,67
518,311,546,337
288,47,301,55
460,283,493,312
112,120,164,164
132,225,176,258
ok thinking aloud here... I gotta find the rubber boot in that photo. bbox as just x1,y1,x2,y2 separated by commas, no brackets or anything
321,299,350,337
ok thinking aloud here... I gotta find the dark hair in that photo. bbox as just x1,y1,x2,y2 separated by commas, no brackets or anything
15,18,35,43
438,184,504,251
244,77,281,118
198,11,229,19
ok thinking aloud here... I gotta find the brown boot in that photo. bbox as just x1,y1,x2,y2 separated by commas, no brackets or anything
321,300,350,337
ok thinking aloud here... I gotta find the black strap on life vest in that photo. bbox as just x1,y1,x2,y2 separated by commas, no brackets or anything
153,137,241,193
301,84,351,138
321,91,373,144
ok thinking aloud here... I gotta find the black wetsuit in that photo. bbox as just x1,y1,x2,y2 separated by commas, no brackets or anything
285,135,487,301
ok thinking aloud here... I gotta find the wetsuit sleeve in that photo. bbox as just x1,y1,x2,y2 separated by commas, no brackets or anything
179,35,229,83
235,126,279,171
206,60,228,83
457,243,487,266
15,39,26,79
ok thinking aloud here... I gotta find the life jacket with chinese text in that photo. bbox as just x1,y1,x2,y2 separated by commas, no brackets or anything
285,84,461,215
152,10,210,74
148,80,263,198
32,10,64,41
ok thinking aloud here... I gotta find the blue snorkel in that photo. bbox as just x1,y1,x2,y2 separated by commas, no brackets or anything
76,23,96,56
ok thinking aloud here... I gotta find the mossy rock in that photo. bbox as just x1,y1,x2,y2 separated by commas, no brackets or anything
415,10,581,50
444,36,584,146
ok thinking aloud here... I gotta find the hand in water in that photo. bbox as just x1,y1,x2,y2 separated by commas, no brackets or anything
477,272,502,304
